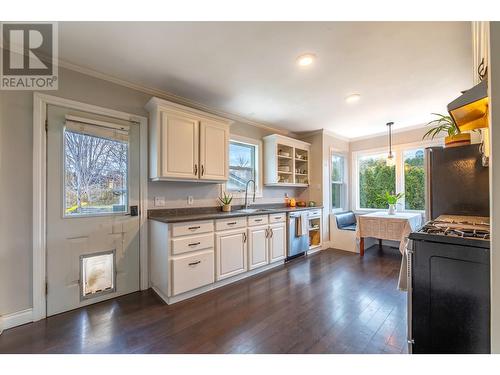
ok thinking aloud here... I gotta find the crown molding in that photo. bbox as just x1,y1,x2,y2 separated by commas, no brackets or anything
57,58,293,136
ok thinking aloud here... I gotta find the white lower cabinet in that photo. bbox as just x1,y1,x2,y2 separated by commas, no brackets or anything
248,225,269,270
269,222,286,263
150,213,288,305
215,228,248,281
171,250,214,296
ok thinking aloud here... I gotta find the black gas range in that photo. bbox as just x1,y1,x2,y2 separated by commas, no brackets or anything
407,215,491,354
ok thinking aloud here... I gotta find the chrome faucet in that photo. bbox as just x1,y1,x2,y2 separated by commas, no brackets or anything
244,179,256,209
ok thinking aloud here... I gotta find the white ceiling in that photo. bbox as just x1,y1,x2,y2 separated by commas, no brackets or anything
58,22,472,139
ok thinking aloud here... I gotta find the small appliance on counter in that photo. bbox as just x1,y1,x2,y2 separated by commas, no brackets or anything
407,215,490,354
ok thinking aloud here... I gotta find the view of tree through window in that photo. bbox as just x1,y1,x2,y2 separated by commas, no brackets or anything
331,154,344,209
64,129,128,216
404,149,425,210
227,141,256,192
358,154,396,209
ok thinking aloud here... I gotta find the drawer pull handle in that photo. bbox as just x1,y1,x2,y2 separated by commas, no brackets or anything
255,219,263,222
188,226,201,230
188,242,201,247
227,221,237,225
274,217,282,220
188,260,201,266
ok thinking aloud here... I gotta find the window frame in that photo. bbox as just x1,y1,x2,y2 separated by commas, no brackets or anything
352,138,443,213
223,135,263,199
330,150,348,213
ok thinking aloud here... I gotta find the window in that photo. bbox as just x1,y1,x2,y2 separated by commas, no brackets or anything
358,153,396,209
226,136,262,196
331,154,346,210
354,142,435,212
64,123,129,216
403,149,425,210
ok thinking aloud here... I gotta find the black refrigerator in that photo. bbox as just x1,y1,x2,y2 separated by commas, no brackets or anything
425,144,490,220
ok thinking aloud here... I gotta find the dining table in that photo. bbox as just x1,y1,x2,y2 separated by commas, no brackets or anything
356,211,423,257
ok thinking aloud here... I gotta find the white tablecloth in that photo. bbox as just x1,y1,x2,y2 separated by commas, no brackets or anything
356,211,422,290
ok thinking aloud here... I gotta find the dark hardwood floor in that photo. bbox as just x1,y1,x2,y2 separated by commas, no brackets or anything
0,247,408,354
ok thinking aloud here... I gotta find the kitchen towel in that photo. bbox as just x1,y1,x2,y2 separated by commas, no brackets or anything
295,215,303,237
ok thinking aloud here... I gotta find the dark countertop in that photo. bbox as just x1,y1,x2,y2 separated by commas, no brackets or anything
148,204,322,224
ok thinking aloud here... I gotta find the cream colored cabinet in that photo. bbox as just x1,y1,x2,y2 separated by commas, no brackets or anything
248,225,269,270
269,222,286,263
215,228,247,281
146,97,231,182
160,111,199,179
199,120,229,181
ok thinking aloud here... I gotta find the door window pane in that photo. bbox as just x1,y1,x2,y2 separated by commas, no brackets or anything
358,153,396,209
64,129,128,216
404,149,425,210
227,141,256,192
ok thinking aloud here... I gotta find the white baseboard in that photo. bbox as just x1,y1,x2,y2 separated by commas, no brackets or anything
0,308,33,333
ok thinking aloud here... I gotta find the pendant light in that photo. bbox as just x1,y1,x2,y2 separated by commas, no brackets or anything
386,122,395,166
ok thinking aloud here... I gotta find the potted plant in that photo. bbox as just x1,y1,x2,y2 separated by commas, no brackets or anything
381,191,404,215
423,113,471,147
218,192,233,212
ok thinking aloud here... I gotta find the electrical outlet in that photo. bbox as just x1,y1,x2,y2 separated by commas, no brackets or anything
154,196,165,207
187,196,194,205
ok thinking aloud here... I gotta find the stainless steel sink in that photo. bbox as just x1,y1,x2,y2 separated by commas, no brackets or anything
236,208,275,213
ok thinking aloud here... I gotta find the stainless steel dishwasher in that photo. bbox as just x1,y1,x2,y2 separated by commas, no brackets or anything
287,211,309,259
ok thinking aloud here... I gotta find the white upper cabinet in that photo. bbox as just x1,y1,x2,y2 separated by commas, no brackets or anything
199,120,229,181
161,111,199,179
146,97,232,182
263,134,311,187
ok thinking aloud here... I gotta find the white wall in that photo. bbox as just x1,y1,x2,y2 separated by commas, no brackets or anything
489,21,500,353
0,67,305,317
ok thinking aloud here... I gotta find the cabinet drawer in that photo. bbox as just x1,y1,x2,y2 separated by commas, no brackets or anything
269,213,286,223
172,220,214,237
248,215,269,226
171,250,214,296
171,233,214,255
308,209,322,217
215,217,247,231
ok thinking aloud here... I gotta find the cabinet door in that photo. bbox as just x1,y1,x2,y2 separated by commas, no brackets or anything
216,229,247,280
199,120,229,181
269,223,286,263
248,225,269,270
161,111,199,179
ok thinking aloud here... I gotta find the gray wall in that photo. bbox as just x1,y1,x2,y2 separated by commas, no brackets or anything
0,67,303,316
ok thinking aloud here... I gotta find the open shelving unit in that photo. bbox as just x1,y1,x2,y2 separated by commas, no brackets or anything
263,134,311,187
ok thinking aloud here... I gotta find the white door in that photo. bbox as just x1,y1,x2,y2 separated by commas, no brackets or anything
248,225,269,270
161,111,199,179
269,223,286,263
199,120,228,181
46,105,140,316
215,229,247,280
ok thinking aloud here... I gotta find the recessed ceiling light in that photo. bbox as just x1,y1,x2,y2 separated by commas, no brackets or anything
345,94,361,103
296,53,316,67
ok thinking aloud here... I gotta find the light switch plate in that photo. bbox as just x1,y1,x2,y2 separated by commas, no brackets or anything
187,196,194,205
154,196,165,207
